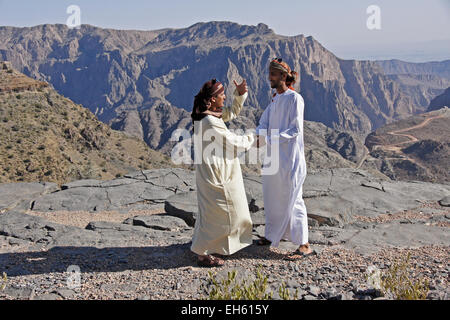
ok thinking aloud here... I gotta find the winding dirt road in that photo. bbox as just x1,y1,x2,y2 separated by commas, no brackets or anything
357,114,445,169
382,114,445,152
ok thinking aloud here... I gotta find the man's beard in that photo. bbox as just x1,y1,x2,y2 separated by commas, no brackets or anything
270,81,280,89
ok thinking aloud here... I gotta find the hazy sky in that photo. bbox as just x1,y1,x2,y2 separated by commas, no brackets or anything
1,0,449,61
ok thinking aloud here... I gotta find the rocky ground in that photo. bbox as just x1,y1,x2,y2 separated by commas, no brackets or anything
0,168,449,300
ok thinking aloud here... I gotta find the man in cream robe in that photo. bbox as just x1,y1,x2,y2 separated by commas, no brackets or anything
256,59,313,257
191,81,255,262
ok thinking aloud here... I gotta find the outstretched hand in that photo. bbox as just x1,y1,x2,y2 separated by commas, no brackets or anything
234,79,248,96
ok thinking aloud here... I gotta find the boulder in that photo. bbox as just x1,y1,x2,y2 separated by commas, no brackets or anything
0,182,59,212
164,192,198,227
438,196,450,207
342,221,450,255
124,215,190,231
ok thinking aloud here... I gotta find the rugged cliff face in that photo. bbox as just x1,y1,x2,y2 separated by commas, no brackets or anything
376,59,450,110
0,22,417,140
376,59,450,80
428,87,450,112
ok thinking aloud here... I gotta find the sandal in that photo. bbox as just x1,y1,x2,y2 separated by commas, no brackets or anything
256,237,272,246
284,248,317,261
197,255,225,268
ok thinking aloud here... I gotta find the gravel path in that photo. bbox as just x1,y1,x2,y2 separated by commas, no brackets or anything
25,208,165,229
0,234,448,300
0,202,448,300
354,201,450,227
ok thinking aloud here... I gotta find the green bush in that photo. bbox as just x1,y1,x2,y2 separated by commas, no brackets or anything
207,268,271,300
380,253,429,300
366,253,429,300
278,281,299,300
1,272,7,290
206,266,298,300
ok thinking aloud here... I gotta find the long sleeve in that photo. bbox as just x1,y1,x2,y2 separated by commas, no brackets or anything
208,117,255,151
222,89,248,123
256,105,270,136
267,95,304,145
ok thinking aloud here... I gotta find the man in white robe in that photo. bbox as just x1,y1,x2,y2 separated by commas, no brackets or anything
256,58,314,258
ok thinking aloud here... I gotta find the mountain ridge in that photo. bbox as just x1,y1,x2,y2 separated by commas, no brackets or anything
0,61,173,185
0,21,417,135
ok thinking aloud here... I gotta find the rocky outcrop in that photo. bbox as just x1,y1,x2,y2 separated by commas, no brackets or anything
31,169,195,213
0,61,48,93
428,87,450,112
2,167,448,256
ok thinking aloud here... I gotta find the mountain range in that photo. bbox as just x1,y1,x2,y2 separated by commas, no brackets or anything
0,23,434,140
0,21,448,183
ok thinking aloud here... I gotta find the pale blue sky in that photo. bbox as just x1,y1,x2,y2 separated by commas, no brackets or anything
0,0,449,61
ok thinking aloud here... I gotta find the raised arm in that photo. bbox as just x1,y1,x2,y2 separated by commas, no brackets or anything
222,80,248,123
